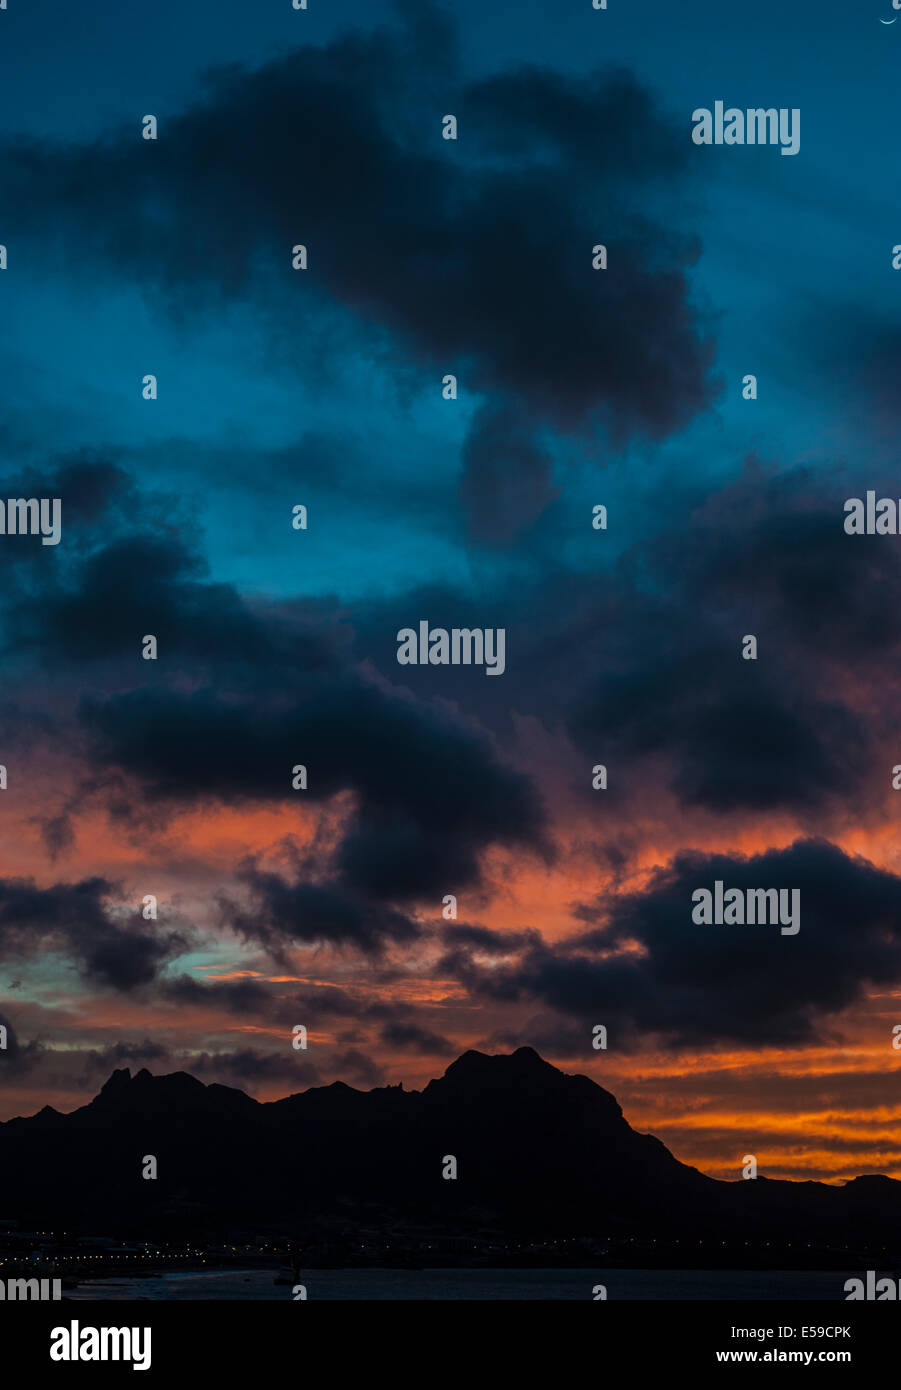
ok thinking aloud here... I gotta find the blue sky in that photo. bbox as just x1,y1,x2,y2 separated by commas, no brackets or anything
1,0,898,602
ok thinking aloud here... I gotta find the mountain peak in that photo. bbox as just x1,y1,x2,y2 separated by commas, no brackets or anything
510,1045,548,1067
93,1067,210,1112
447,1044,555,1071
98,1067,131,1096
435,1045,561,1090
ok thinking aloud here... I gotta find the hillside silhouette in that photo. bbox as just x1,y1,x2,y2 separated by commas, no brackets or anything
2,1047,899,1255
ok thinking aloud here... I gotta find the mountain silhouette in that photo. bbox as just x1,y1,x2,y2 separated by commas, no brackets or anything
2,1047,900,1254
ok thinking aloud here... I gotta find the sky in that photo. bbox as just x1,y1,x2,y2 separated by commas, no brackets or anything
0,0,900,1184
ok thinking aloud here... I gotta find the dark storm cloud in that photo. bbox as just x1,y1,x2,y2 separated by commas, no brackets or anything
441,922,542,955
565,463,901,815
65,1042,385,1097
80,669,548,903
329,1048,386,1089
185,1047,321,1089
358,461,891,820
21,1040,320,1096
0,455,339,686
0,877,185,991
447,840,901,1047
568,618,864,815
0,457,138,598
77,1042,320,1092
0,6,719,543
480,1015,593,1058
78,1040,169,1082
226,863,421,955
0,1011,44,1073
282,983,398,1022
160,975,276,1015
647,463,901,661
22,450,894,843
11,529,337,673
0,445,549,913
379,1021,454,1054
10,456,136,525
0,452,551,922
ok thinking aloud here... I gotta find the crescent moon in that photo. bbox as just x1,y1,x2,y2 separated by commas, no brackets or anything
881,16,898,21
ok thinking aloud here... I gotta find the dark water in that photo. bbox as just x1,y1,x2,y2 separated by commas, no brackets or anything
67,1267,866,1300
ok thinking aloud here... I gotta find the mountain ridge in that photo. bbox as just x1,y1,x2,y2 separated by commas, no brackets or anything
0,1048,898,1254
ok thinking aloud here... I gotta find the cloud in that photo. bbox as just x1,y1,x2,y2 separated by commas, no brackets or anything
10,530,337,673
0,459,547,913
329,1048,386,1088
442,922,542,955
0,1011,44,1073
225,863,421,956
81,671,547,901
184,1046,321,1089
445,840,901,1047
565,462,901,816
9,1039,321,1097
335,457,901,827
0,877,185,991
159,975,276,1015
379,1021,454,1054
0,7,719,545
